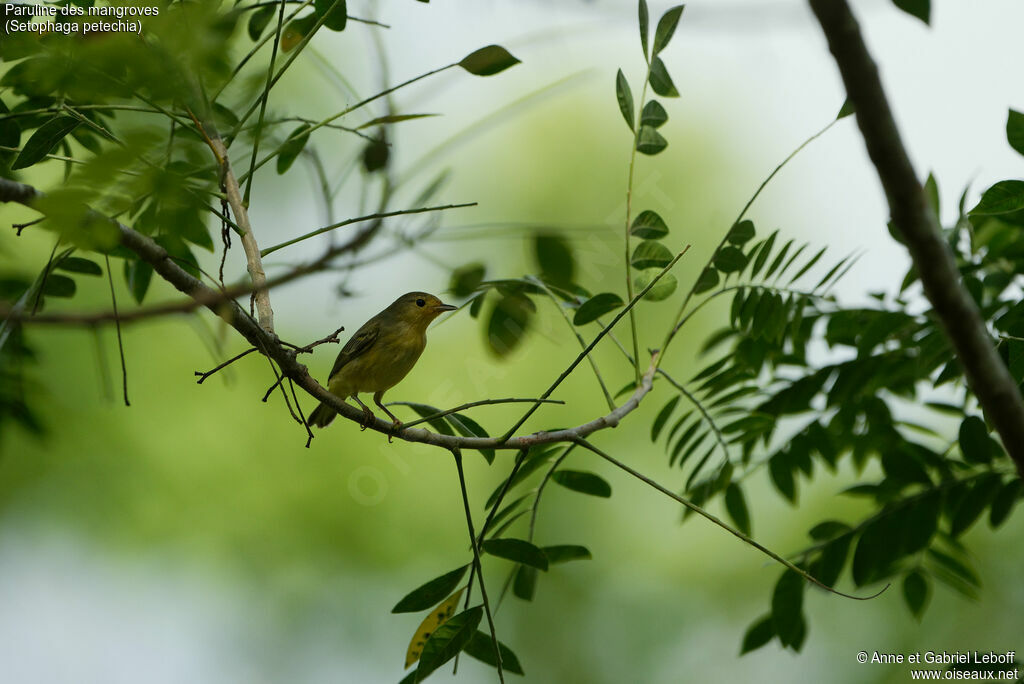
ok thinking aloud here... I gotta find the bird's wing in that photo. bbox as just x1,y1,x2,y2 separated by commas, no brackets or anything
328,321,380,380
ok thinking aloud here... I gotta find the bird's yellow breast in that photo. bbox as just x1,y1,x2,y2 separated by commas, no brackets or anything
328,322,426,398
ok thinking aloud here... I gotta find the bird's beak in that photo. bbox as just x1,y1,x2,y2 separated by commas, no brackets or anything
435,302,457,313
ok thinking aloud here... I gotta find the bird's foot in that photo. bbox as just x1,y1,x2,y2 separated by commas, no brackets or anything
386,419,403,444
359,408,374,431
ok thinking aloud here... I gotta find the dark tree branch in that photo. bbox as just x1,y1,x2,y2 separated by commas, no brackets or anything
0,178,658,452
808,0,1024,475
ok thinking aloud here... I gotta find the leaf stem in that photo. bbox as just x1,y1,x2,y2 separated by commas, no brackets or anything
623,72,652,387
659,116,840,367
389,398,565,430
451,449,505,684
259,202,476,257
499,246,689,441
528,276,616,411
575,438,888,601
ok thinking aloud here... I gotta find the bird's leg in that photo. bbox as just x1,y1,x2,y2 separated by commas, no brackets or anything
374,391,402,442
351,395,375,431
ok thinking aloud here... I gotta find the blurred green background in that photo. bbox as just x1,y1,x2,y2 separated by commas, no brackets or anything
2,1,1023,682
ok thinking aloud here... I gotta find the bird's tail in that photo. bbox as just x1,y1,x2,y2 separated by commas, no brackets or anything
308,402,337,427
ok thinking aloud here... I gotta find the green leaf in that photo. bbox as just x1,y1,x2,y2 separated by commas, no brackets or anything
534,233,575,288
512,565,536,601
462,631,525,676
405,403,455,435
12,116,80,170
1008,109,1024,157
0,117,20,162
714,246,748,273
958,416,994,464
459,45,521,76
630,210,669,239
903,570,929,619
392,565,470,613
449,263,485,298
771,569,804,648
573,292,623,326
486,293,533,357
892,0,930,24
636,0,651,56
927,548,980,588
769,454,796,503
989,479,1021,529
631,239,672,269
787,246,827,285
651,396,680,441
634,269,677,301
56,257,102,276
551,470,612,498
357,113,438,129
615,69,634,132
415,606,483,682
314,0,347,31
648,57,678,97
724,483,751,535
852,519,893,586
247,5,275,40
123,259,153,304
542,544,592,564
445,413,495,464
837,98,855,119
950,475,1002,537
693,267,719,294
815,534,852,588
750,229,778,279
969,181,1024,216
276,124,311,175
636,125,668,155
640,100,668,129
652,5,685,55
740,614,775,655
41,274,76,298
726,220,755,245
482,538,549,570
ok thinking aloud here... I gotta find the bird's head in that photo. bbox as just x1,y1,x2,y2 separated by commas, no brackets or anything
384,291,457,329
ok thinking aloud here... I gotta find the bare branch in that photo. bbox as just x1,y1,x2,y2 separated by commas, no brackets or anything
808,0,1024,474
189,110,275,333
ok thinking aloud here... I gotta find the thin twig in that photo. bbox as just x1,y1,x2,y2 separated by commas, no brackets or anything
388,398,566,430
575,438,888,601
451,449,505,684
660,116,840,365
237,62,459,184
282,325,346,354
528,276,615,411
104,255,130,406
195,347,259,384
259,202,477,257
501,246,690,441
243,0,288,205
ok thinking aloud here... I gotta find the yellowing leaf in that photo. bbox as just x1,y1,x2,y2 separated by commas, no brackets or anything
404,588,465,668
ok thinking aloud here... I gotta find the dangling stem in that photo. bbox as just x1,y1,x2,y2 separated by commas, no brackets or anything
451,449,505,683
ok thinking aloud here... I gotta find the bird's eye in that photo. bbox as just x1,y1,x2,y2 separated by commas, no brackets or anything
416,298,426,307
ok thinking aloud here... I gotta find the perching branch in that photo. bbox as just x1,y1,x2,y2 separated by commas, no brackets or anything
808,0,1024,474
0,177,660,453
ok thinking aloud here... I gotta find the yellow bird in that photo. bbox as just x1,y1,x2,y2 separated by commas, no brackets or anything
309,291,456,430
